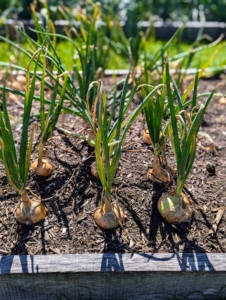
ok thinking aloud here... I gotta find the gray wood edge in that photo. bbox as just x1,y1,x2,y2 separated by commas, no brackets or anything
1,253,226,274
2,19,226,42
3,19,226,29
1,67,226,77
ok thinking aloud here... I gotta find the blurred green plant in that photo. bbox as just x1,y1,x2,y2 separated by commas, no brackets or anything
58,2,112,104
0,3,110,147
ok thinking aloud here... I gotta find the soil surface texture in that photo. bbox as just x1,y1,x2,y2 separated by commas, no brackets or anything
0,73,225,256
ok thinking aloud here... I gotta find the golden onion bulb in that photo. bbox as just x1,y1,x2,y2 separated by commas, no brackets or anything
15,192,47,225
31,159,53,177
91,161,99,178
143,130,152,145
147,156,170,183
157,193,192,223
147,167,170,183
219,97,226,105
94,202,124,229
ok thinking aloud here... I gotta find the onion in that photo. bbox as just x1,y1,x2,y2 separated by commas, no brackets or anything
143,130,152,145
157,193,192,223
147,156,170,183
94,201,124,229
219,97,226,105
91,160,112,179
14,191,47,225
31,158,53,177
91,161,99,178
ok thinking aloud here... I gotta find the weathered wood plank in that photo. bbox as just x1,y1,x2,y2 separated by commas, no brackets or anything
1,271,226,300
1,254,226,300
1,253,226,274
2,19,226,42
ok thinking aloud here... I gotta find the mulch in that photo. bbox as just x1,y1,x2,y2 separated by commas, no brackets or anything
0,73,225,255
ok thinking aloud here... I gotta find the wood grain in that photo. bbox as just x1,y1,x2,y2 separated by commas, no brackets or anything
0,253,226,299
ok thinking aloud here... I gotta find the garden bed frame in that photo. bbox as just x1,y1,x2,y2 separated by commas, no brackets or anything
2,19,226,42
1,253,226,299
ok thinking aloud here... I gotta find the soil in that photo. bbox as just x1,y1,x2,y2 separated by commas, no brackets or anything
0,73,226,256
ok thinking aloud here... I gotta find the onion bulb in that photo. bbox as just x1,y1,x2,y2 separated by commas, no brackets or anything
94,201,124,230
31,158,53,177
15,191,47,225
143,129,152,145
147,156,170,183
157,193,192,223
219,97,226,105
91,161,99,178
91,160,112,179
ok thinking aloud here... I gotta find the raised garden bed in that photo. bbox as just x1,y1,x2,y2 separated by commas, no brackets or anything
0,72,226,299
1,253,226,300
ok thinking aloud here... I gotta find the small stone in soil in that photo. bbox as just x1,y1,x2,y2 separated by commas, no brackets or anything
206,162,216,175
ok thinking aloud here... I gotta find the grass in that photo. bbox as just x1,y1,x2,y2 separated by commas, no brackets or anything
1,38,226,71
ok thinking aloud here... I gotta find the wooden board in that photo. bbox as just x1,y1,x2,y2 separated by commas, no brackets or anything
1,253,226,299
2,20,226,42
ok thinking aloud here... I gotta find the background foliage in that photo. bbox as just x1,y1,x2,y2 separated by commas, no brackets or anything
1,0,226,22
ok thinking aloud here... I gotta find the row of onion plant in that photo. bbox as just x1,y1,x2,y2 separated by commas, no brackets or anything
0,50,47,225
0,54,219,228
0,2,223,227
157,61,215,223
90,76,165,229
0,0,223,147
141,44,220,223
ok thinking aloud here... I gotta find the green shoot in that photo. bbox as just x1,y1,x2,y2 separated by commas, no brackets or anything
91,75,165,229
0,49,47,225
31,46,69,177
57,2,111,108
141,66,170,183
157,60,214,224
0,3,115,147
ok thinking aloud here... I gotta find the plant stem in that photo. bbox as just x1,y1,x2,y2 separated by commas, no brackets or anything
20,190,32,205
38,140,45,161
176,179,184,197
102,193,112,212
153,144,162,158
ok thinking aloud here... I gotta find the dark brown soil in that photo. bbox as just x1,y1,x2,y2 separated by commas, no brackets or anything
0,73,226,256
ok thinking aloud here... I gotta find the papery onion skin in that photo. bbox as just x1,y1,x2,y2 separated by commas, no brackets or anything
31,159,53,177
91,161,99,178
157,193,192,223
143,130,152,145
219,97,226,105
94,202,124,229
147,156,171,183
14,192,47,225
147,167,171,183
